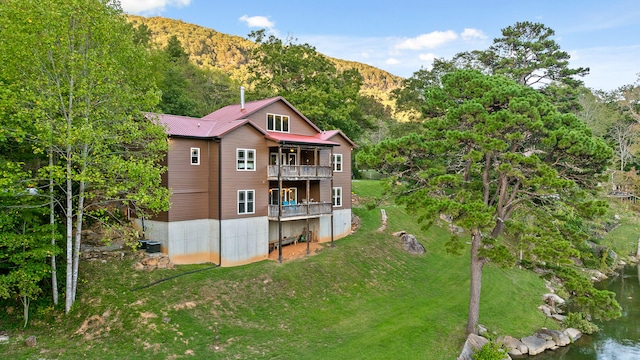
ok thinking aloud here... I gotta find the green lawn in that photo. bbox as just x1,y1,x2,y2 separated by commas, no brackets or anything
1,180,552,359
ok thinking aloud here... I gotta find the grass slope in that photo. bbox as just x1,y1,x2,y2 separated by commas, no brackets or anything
2,180,551,359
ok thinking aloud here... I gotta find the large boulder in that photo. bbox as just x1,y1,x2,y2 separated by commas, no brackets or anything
401,233,425,255
542,293,565,306
539,328,571,347
498,335,528,357
521,335,549,356
564,328,582,342
457,333,489,360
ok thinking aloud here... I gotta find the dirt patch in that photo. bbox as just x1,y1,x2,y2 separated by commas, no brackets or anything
267,242,324,262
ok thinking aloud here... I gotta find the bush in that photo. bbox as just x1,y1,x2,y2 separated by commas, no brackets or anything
562,312,599,334
473,341,507,360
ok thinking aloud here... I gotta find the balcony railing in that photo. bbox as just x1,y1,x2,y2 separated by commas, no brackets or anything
268,165,332,179
268,202,332,219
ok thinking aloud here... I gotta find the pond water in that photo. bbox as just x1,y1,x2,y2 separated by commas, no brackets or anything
532,265,640,359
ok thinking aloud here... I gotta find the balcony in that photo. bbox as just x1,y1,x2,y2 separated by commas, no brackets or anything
268,202,333,220
268,165,332,180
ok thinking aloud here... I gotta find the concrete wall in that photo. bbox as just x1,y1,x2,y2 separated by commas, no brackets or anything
220,217,269,266
333,209,352,239
315,209,352,243
140,217,268,266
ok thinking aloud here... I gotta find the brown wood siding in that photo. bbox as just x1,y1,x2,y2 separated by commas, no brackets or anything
331,140,353,210
245,101,319,136
219,124,270,219
153,156,169,222
166,138,210,221
208,140,220,219
317,149,333,203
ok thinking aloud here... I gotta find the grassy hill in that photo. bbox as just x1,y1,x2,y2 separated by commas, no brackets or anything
1,180,555,359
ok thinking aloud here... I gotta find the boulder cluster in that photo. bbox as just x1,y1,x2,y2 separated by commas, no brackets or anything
458,291,584,359
500,327,582,357
132,253,174,271
458,327,582,359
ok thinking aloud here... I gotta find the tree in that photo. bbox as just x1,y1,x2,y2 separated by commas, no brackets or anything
393,22,588,117
616,74,640,123
0,0,170,313
358,70,615,334
156,35,239,117
0,191,59,328
248,29,370,140
487,21,588,88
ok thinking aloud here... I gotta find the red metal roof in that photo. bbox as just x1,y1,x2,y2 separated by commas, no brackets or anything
266,132,340,146
149,97,352,148
316,129,357,148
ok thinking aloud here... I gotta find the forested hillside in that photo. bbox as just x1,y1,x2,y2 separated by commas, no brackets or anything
126,15,403,94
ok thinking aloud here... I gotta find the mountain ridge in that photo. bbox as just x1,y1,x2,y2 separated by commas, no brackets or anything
126,15,404,95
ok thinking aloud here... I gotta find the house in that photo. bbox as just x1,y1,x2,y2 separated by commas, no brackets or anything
142,95,355,266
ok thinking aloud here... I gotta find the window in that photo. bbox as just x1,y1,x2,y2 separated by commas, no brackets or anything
333,154,343,172
270,187,297,205
332,187,342,207
237,149,256,170
238,190,255,214
266,113,290,132
190,147,200,165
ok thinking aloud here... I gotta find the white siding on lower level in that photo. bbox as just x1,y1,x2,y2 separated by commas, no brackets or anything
140,217,267,266
138,210,350,266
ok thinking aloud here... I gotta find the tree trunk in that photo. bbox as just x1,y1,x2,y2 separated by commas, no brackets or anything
466,228,484,335
64,149,73,314
49,146,58,306
71,178,86,303
22,295,29,328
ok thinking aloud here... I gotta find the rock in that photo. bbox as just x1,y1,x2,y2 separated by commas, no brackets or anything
498,335,528,357
478,324,488,336
542,293,565,306
25,335,37,347
521,335,548,356
142,257,159,267
538,304,553,317
564,328,582,342
551,314,566,322
586,269,607,282
400,234,425,255
132,262,145,271
0,331,9,343
457,333,488,360
391,230,407,237
539,328,570,347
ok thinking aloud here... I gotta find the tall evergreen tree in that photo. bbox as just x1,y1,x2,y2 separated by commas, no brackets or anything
359,70,618,334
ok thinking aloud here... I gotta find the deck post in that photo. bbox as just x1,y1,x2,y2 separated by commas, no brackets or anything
278,145,283,263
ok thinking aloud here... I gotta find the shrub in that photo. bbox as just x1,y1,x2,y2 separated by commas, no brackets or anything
473,341,507,360
562,312,599,334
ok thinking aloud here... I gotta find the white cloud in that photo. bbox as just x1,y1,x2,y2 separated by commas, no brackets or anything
419,53,437,62
120,0,190,15
239,15,275,29
386,58,400,65
461,28,487,41
395,30,458,50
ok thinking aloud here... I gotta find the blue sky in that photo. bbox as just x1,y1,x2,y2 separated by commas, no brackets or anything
120,0,640,91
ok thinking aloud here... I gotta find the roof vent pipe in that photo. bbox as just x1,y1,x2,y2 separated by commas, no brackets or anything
240,86,245,111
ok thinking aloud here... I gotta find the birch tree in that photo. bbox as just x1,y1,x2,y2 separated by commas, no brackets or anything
0,0,170,313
